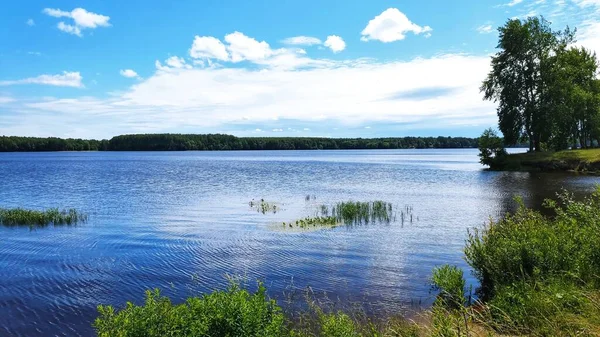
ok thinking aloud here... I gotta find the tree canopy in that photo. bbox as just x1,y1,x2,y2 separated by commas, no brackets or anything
481,16,600,151
0,134,482,152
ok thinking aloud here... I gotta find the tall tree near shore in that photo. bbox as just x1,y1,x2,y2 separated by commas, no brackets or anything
547,47,600,149
481,17,575,152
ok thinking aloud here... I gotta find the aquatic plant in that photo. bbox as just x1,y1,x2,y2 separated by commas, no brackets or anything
249,199,279,214
319,201,396,225
0,208,87,227
282,216,338,229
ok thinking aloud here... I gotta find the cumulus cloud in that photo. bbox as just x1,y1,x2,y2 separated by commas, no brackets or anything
57,22,82,36
43,7,110,36
361,8,432,42
189,36,229,61
281,36,322,46
189,32,329,70
120,69,140,78
0,71,83,87
225,32,273,62
26,19,35,26
324,35,346,53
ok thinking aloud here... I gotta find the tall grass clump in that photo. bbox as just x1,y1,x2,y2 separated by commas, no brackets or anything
319,201,395,225
464,188,600,335
94,282,286,337
0,208,87,227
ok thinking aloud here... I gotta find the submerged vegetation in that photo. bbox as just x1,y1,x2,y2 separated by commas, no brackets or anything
319,201,397,225
282,216,338,229
280,200,405,230
0,208,87,227
250,199,279,214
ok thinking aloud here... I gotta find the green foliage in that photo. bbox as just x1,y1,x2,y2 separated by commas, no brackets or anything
431,265,467,311
464,188,600,334
481,17,579,152
325,201,395,225
282,216,339,229
0,208,87,227
0,134,482,152
94,283,286,337
0,136,108,151
477,128,508,169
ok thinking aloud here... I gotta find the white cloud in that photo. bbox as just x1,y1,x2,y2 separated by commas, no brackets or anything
0,71,83,87
189,36,229,61
303,128,310,131
43,7,110,36
189,33,328,70
14,54,494,136
477,24,494,34
324,35,346,53
281,36,322,46
225,32,273,62
120,69,140,78
57,22,82,36
272,128,283,132
165,56,191,69
26,19,35,26
361,8,432,42
506,0,524,6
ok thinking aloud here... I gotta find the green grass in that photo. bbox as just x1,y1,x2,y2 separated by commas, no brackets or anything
95,283,286,337
319,201,396,225
0,208,87,227
503,148,600,172
463,188,600,335
94,282,422,337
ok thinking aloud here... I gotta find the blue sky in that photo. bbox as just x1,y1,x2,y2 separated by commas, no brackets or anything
0,0,599,139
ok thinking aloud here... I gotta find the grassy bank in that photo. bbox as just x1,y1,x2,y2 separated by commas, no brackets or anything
0,208,87,227
94,189,600,336
501,148,600,173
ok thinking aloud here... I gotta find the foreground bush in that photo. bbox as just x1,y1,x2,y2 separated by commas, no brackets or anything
94,283,285,337
465,188,600,335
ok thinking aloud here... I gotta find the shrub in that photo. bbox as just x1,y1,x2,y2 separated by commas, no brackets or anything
94,283,285,337
464,188,600,334
431,265,467,311
478,128,508,169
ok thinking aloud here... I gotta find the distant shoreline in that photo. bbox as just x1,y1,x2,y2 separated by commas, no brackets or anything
1,134,482,152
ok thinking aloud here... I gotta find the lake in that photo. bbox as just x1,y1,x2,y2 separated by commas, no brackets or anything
0,149,597,336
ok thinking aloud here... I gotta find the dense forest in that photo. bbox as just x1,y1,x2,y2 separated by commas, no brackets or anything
0,134,479,152
0,136,109,152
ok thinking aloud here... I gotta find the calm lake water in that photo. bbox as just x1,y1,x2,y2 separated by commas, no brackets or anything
0,149,598,336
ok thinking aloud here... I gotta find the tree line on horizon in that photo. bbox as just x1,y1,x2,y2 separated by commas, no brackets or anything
0,134,482,152
482,16,600,152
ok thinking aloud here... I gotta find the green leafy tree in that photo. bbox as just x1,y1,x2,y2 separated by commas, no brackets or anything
478,128,507,169
546,47,600,150
481,17,574,152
